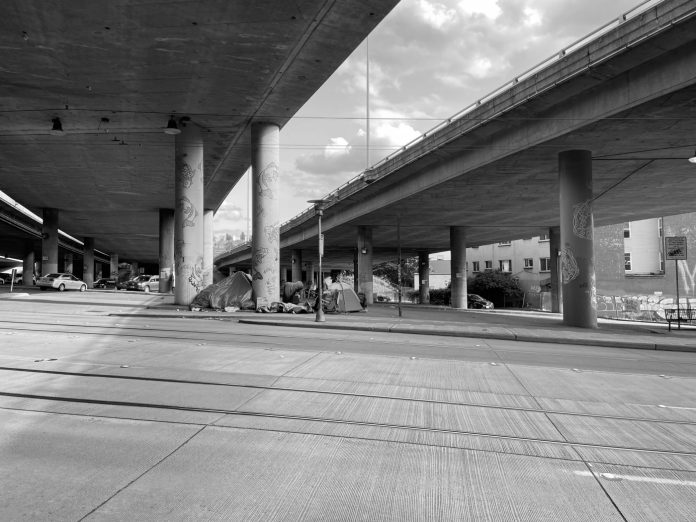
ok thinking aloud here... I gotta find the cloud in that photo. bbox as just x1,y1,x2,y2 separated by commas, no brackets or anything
295,136,366,175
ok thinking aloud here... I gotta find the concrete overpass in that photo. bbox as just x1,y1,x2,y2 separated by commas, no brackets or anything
0,1,399,293
217,0,696,326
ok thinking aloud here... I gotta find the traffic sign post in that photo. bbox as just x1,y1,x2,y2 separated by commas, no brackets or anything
665,236,687,330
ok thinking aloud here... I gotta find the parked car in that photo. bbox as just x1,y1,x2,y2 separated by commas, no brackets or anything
37,273,87,292
468,293,494,309
125,275,159,293
94,278,116,289
0,273,12,284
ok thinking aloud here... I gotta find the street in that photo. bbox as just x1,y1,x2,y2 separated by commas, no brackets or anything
0,290,695,520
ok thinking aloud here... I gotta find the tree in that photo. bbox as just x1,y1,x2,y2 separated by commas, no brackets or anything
373,257,418,287
468,270,523,308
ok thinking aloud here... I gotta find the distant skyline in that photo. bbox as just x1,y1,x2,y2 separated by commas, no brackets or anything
214,0,655,242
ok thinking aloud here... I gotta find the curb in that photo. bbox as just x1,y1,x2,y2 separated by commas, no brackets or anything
237,319,696,353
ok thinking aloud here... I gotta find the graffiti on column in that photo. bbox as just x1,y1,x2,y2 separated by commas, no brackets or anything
180,161,198,189
264,223,279,243
186,257,204,292
252,269,263,281
257,162,278,199
590,272,597,310
254,247,269,266
179,196,199,228
560,247,580,283
572,199,593,240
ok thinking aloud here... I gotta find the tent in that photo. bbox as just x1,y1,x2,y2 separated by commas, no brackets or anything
189,271,255,311
325,281,363,313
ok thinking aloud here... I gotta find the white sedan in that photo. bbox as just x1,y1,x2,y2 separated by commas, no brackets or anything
37,273,87,292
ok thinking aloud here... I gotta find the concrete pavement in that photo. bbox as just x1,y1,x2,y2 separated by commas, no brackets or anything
0,287,695,520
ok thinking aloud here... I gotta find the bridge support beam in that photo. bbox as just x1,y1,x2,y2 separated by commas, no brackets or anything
110,254,119,281
291,249,303,282
418,250,430,304
357,226,373,305
549,226,561,313
41,208,59,276
159,209,174,293
559,150,597,328
450,226,467,309
83,237,95,288
63,253,73,275
203,209,214,288
251,122,280,308
174,122,205,305
23,247,35,285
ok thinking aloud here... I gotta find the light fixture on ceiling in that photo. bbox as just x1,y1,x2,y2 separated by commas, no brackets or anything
50,117,64,135
689,150,696,164
163,115,181,135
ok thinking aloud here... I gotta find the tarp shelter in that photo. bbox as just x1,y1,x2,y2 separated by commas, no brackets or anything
189,271,255,311
326,281,363,313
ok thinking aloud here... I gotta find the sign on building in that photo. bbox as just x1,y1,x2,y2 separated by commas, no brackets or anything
665,236,687,260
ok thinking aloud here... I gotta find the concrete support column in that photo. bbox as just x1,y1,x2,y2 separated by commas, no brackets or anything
418,250,430,304
110,254,119,280
83,237,95,288
174,122,205,305
291,249,303,282
64,253,73,274
23,248,35,285
357,226,373,305
559,150,597,328
41,208,59,275
203,209,214,288
450,227,467,309
549,226,561,313
251,122,280,308
130,262,139,279
159,209,175,293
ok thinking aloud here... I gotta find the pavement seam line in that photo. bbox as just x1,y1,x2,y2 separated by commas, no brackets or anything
503,363,630,522
77,424,207,521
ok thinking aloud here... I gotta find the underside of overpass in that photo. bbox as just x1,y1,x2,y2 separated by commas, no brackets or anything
0,0,400,264
217,0,696,272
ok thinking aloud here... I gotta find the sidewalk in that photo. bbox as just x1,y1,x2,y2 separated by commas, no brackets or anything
134,297,696,353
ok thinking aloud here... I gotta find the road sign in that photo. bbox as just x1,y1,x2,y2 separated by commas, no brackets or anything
665,236,687,260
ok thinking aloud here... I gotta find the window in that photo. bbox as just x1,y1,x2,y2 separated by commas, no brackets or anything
540,257,551,272
499,259,511,272
472,261,480,272
539,234,549,242
498,241,511,246
658,217,663,238
623,223,631,238
485,260,493,270
624,252,632,271
524,258,533,269
659,252,665,272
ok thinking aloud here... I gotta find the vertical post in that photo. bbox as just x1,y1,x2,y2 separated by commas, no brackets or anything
316,208,325,322
174,121,205,305
251,122,280,309
418,250,430,305
397,217,402,317
42,208,59,276
159,209,175,293
559,150,597,328
675,259,681,330
83,237,95,288
450,226,467,309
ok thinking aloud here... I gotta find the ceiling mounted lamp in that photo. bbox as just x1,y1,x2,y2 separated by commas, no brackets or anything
163,115,181,135
50,117,64,135
689,150,696,164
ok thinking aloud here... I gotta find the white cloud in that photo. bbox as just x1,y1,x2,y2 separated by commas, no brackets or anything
523,6,543,27
457,0,502,20
324,137,351,159
418,0,458,29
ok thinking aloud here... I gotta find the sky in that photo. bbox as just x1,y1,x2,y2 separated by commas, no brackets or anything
213,0,656,242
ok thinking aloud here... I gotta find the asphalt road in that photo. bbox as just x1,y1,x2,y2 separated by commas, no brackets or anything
0,289,695,520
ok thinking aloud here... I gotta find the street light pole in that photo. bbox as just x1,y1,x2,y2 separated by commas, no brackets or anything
308,200,326,322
